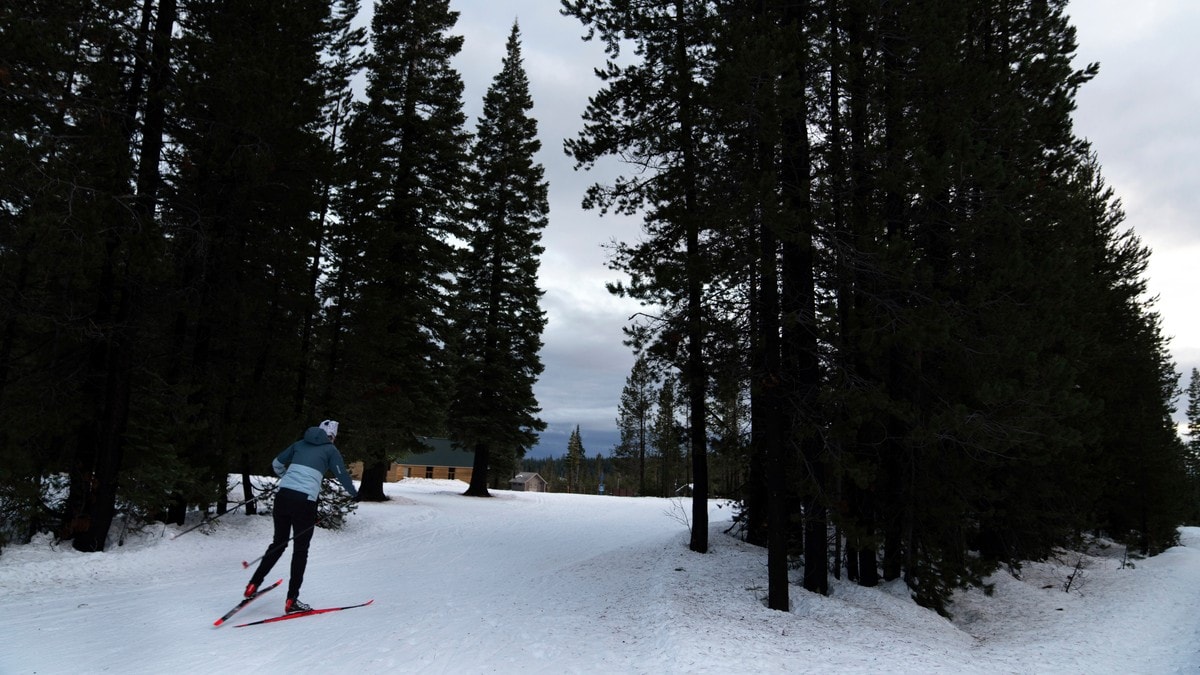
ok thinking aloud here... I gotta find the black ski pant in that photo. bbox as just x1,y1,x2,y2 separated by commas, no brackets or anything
250,487,318,600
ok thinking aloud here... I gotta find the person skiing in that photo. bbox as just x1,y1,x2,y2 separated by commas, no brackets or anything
245,419,358,613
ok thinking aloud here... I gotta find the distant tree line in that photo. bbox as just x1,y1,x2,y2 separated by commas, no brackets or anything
521,423,711,497
521,448,623,497
0,1,547,552
571,0,1199,614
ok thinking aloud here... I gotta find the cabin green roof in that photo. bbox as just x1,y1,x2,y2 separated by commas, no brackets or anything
402,436,474,468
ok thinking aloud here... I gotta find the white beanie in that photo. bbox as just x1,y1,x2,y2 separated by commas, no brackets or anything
319,419,339,440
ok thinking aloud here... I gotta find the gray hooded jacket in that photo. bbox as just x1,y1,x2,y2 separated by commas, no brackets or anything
273,427,358,501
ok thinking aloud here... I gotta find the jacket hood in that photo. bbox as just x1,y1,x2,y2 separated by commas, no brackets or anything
303,426,333,445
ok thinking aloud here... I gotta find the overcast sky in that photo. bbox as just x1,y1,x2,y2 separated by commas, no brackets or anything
437,0,1200,457
1069,0,1200,405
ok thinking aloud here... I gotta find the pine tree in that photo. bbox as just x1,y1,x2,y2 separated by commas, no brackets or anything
0,0,182,550
775,0,826,597
706,347,749,500
1071,157,1187,554
164,0,333,518
699,0,829,603
1189,370,1200,447
330,0,469,500
614,355,658,495
452,22,549,497
564,0,718,553
693,0,791,605
293,0,367,421
565,426,586,493
650,375,684,497
1185,369,1200,521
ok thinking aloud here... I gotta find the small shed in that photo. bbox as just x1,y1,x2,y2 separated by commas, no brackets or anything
510,472,547,493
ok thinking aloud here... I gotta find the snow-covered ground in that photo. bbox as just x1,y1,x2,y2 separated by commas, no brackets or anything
2,479,1198,674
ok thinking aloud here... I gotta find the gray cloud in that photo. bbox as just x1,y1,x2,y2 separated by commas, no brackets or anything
1070,1,1200,419
530,283,639,455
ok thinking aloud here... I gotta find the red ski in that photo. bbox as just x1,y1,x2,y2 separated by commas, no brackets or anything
213,579,283,627
233,599,373,627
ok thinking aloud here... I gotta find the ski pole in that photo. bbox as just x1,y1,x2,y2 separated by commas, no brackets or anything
170,485,278,540
240,518,321,569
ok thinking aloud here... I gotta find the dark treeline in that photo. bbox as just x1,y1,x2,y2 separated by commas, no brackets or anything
572,0,1198,614
0,1,547,551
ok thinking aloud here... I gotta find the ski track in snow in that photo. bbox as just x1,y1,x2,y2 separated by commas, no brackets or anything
2,479,1199,674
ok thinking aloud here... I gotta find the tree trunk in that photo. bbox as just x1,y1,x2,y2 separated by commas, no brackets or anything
670,0,709,556
758,183,789,610
464,441,492,497
780,0,826,595
358,459,390,501
68,0,175,549
71,245,134,552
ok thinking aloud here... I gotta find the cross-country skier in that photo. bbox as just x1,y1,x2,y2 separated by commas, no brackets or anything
245,419,358,613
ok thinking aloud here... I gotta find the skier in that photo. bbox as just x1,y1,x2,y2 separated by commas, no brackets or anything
245,419,358,613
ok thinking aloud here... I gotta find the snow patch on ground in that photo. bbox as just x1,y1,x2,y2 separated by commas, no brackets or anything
2,479,1198,674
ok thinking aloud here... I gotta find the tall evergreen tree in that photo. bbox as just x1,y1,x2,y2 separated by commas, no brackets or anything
165,0,332,515
1189,369,1200,449
776,0,826,597
454,22,549,498
700,0,828,603
696,0,791,606
0,0,178,550
614,355,658,495
563,0,718,554
706,345,750,500
331,0,469,500
651,375,683,497
1185,369,1200,521
293,0,367,421
1071,158,1187,554
250,0,366,514
565,426,585,493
